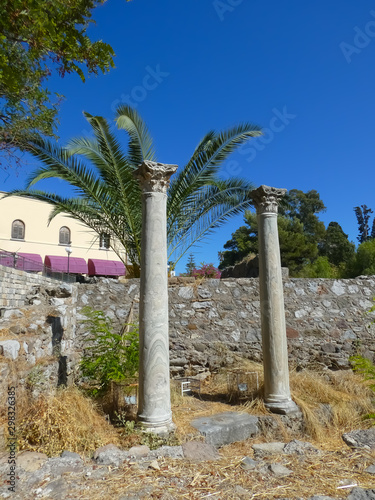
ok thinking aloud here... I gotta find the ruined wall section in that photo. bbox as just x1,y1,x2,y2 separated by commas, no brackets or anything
0,264,58,308
0,281,78,425
74,276,375,376
1,272,375,388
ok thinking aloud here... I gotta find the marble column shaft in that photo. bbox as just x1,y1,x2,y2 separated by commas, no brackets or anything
134,160,178,432
252,185,298,414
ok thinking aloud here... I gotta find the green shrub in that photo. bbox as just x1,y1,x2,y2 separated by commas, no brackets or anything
350,355,375,391
350,354,375,422
80,306,139,395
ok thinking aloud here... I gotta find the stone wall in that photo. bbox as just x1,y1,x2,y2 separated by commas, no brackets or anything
0,264,59,308
0,280,78,412
1,272,375,393
74,276,375,377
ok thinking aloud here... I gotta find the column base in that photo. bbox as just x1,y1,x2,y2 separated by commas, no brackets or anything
264,398,299,415
138,420,176,436
137,414,176,436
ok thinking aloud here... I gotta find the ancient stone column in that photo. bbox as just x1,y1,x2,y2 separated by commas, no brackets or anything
252,185,298,414
134,160,178,433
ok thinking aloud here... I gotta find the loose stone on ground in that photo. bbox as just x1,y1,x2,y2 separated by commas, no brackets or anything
191,411,259,446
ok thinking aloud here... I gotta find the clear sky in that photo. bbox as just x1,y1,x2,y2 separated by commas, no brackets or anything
1,0,375,273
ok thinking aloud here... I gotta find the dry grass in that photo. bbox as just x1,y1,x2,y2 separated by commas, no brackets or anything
9,364,375,499
16,387,120,456
289,369,374,444
78,446,375,500
198,361,375,442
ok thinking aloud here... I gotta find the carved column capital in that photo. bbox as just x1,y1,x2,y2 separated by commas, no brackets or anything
252,185,286,215
134,161,178,194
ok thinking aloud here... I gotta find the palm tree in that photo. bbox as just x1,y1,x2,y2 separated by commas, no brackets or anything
10,105,262,276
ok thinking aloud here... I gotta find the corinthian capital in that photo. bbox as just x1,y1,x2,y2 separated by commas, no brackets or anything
251,185,286,215
134,161,178,194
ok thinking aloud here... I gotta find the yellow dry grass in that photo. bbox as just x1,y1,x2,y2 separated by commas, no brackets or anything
171,361,375,449
8,362,375,499
76,447,375,500
289,369,374,444
16,386,120,457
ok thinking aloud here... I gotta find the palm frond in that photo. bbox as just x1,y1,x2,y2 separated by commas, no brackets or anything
167,123,261,228
115,104,156,164
16,107,261,272
168,178,256,264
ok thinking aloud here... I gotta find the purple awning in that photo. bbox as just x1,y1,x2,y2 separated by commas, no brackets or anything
0,252,43,271
45,255,88,274
88,258,125,276
17,253,43,272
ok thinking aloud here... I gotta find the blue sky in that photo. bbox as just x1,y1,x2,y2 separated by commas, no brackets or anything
1,0,375,273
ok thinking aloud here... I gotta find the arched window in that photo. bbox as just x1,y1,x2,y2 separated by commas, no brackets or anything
11,220,25,240
99,232,110,249
59,226,71,245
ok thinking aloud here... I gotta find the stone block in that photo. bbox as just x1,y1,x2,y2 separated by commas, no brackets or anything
252,442,286,456
0,340,20,360
182,441,221,461
191,412,259,447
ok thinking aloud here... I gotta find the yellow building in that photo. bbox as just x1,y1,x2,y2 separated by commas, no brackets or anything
0,192,126,277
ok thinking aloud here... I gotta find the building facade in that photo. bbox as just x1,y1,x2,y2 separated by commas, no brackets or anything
0,192,126,276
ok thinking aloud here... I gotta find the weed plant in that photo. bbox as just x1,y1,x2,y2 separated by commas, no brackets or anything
80,306,139,396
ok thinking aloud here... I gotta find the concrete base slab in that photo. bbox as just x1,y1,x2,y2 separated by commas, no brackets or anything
191,412,259,447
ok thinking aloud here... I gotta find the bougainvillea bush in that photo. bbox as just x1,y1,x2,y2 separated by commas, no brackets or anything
191,262,221,279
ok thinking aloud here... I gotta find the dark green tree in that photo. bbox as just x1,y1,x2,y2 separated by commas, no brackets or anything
319,222,355,267
352,239,375,276
219,189,327,275
277,217,318,275
280,189,326,244
218,211,258,269
185,253,196,275
0,0,130,165
354,205,374,243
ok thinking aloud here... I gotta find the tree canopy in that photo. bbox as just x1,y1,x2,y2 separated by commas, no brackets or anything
219,189,357,278
354,205,375,243
0,0,128,165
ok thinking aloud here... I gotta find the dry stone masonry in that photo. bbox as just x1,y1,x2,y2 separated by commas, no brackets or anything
1,264,375,397
0,265,57,308
75,276,375,377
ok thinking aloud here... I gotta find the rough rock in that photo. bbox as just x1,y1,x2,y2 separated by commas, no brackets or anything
41,456,84,475
283,439,320,455
128,445,150,458
34,478,72,499
92,444,129,466
46,284,72,298
0,340,20,360
342,429,375,450
3,309,24,319
308,497,336,500
148,460,160,470
191,412,259,447
268,463,293,476
365,464,375,474
182,441,221,461
240,456,258,470
252,442,286,457
347,488,375,500
60,451,82,460
149,445,183,459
